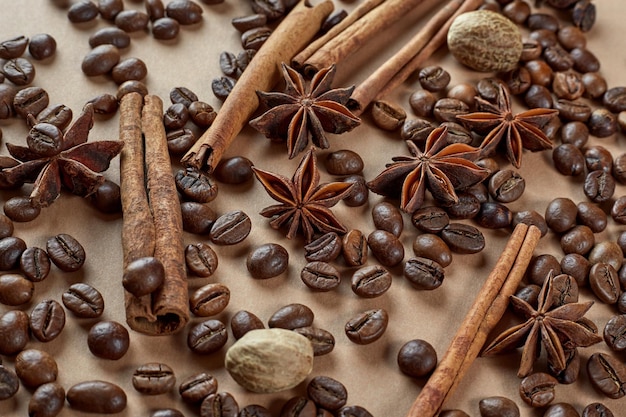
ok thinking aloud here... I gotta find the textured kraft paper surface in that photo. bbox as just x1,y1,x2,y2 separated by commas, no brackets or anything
0,1,625,416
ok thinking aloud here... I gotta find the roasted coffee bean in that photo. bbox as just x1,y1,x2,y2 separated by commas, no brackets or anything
167,127,196,154
210,210,251,245
576,201,606,233
132,363,176,395
66,380,127,413
152,17,181,40
521,38,543,61
409,89,436,117
525,84,553,109
268,303,314,330
447,83,477,107
97,0,123,20
367,229,404,267
185,242,218,277
530,27,559,48
588,241,623,271
188,100,216,127
478,396,520,417
372,201,403,237
552,273,579,306
440,121,472,144
342,175,369,207
114,10,150,32
554,98,591,122
325,149,364,175
89,27,131,49
28,381,65,417
404,257,444,290
557,25,586,50
123,257,165,297
117,80,149,100
82,44,121,76
589,262,621,304
15,349,57,389
502,66,532,95
411,206,449,233
0,84,17,119
0,273,33,306
582,403,615,417
342,229,368,266
88,320,130,360
371,100,406,130
572,0,596,32
151,409,185,417
111,57,147,84
0,236,27,270
175,167,218,203
0,310,29,355
528,12,559,31
433,98,469,123
29,299,65,342
553,144,585,176
163,102,189,130
570,47,600,73
89,179,122,214
550,347,581,385
584,170,615,203
345,308,388,345
544,45,574,72
0,35,28,59
545,197,577,233
20,246,51,282
62,282,104,318
68,0,100,23
2,57,35,86
614,154,626,183
401,117,435,142
170,86,198,107
87,93,119,115
512,210,548,237
476,202,512,229
190,283,230,317
477,77,505,101
250,0,285,21
293,326,335,356
588,109,618,138
440,223,485,254
212,76,236,101
336,406,373,417
301,261,340,291
231,14,267,32
526,59,554,87
187,319,228,354
412,233,451,267
545,403,581,417
502,1,531,24
515,284,541,307
145,0,165,20
279,396,314,417
27,122,63,157
166,0,203,24
561,121,589,148
587,352,626,398
612,196,626,224
213,156,253,184
528,254,561,286
181,202,217,234
603,86,626,113
13,86,49,118
241,26,271,50
230,310,264,340
34,104,73,130
560,225,594,255
418,65,451,92
603,314,626,352
351,265,392,298
246,243,288,279
304,232,342,263
553,70,584,100
397,339,437,378
46,233,85,272
561,253,591,287
307,376,347,411
443,192,480,219
179,372,218,403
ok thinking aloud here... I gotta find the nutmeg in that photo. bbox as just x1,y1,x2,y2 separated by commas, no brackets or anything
447,10,523,72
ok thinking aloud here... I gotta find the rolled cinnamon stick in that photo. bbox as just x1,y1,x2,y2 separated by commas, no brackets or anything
181,0,334,173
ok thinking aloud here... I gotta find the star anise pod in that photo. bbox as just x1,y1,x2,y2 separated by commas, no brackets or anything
249,63,361,159
252,146,353,242
482,272,602,378
0,103,124,208
367,126,490,213
456,83,558,168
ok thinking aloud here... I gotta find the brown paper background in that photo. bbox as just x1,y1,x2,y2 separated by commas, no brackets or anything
1,1,625,416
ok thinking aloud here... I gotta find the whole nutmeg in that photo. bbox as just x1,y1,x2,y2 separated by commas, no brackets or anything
447,10,523,72
225,328,314,393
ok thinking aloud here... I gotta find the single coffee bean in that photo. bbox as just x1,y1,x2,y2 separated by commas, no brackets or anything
519,372,558,407
13,86,49,118
114,10,150,32
179,372,218,403
342,175,369,207
603,86,626,113
62,282,105,318
0,273,33,306
212,76,237,101
553,144,585,176
409,89,436,117
170,86,198,107
554,98,591,122
527,254,561,286
512,210,548,237
89,27,131,49
279,397,316,417
304,232,341,263
231,14,267,32
582,403,615,417
612,196,626,225
545,403,581,417
528,12,559,31
89,179,122,214
190,283,230,317
336,406,373,417
307,376,348,411
342,229,367,266
433,97,469,123
68,0,100,22
15,349,57,388
88,320,130,360
588,108,618,138
476,202,512,229
163,102,189,130
132,363,176,395
325,149,364,175
0,84,17,119
397,339,437,378
230,310,264,340
185,242,218,277
293,326,335,356
175,167,218,203
557,25,585,50
552,273,580,307
478,396,519,417
545,197,577,233
582,72,607,99
404,257,445,290
0,236,27,270
412,233,452,267
82,44,121,76
2,57,35,86
516,284,541,307
411,206,449,233
525,84,553,109
250,0,285,21
370,201,403,237
301,261,340,291
560,225,594,255
570,47,600,73
551,347,581,385
603,314,626,352
151,409,185,417
0,310,29,355
166,0,203,24
181,202,217,234
401,117,435,142
367,229,404,267
520,39,543,61
97,0,123,20
351,265,392,298
502,66,532,95
447,83,478,108
29,299,65,343
111,57,148,84
553,70,584,100
167,127,197,154
246,243,289,279
123,256,165,297
440,223,485,254
187,319,228,354
440,121,472,144
66,380,127,413
440,411,470,417
210,210,251,245
46,233,85,272
87,93,119,115
371,100,406,130
188,100,216,127
502,0,531,24
0,35,28,59
34,104,73,130
589,262,621,304
268,303,314,330
561,121,589,148
213,156,254,184
477,77,505,101
28,381,65,417
418,65,451,92
345,308,388,345
145,0,165,20
576,201,606,233
0,367,18,400
572,0,596,32
544,45,575,72
613,154,626,183
443,192,480,220
241,26,272,50
561,253,591,287
152,17,181,40
584,170,616,203
587,352,626,398
526,59,554,86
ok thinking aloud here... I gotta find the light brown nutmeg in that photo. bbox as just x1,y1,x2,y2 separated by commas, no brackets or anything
447,10,523,72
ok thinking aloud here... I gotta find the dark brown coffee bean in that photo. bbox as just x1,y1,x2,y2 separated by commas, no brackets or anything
371,100,406,130
19,247,50,283
0,310,29,355
586,353,626,399
111,57,147,84
551,347,581,385
250,0,285,21
572,0,596,32
167,127,197,154
13,86,49,118
29,299,65,343
89,179,122,214
545,197,577,233
185,242,218,277
307,376,347,411
246,243,288,279
46,233,86,272
325,149,364,175
169,86,198,107
0,273,33,306
397,339,437,378
589,262,621,304
181,202,216,234
342,229,368,266
190,283,230,317
440,121,472,144
351,265,392,298
119,80,149,102
588,109,618,138
528,12,559,31
612,196,626,224
241,26,271,51
553,144,585,176
231,14,267,32
412,233,451,267
584,170,615,203
88,320,130,360
187,319,228,354
526,59,554,86
519,372,558,407
336,406,373,417
166,0,203,24
544,45,575,72
87,93,119,115
603,86,626,113
82,44,120,76
502,1,531,24
15,349,57,388
188,100,216,127
404,257,445,290
230,310,265,342
279,396,314,417
554,98,591,122
433,97,469,123
66,380,127,413
570,47,600,73
146,0,165,20
175,167,218,203
411,206,449,233
212,76,236,101
575,201,606,233
551,273,580,306
512,210,548,237
409,90,436,118
443,192,480,219
115,10,150,32
68,0,100,23
179,372,218,403
62,282,105,318
301,261,340,291
164,102,189,129
525,84,553,109
528,254,561,286
372,201,403,237
478,396,519,417
152,17,181,40
561,121,589,148
440,410,470,417
401,117,435,142
0,35,28,59
520,38,543,61
440,223,485,254
589,241,623,271
603,314,626,352
304,232,342,263
557,25,586,50
89,27,131,49
151,409,185,417
582,403,615,417
28,381,65,417
293,326,335,356
553,70,584,100
213,156,254,184
269,303,314,330
97,0,123,20
613,154,626,184
561,253,591,287
123,256,165,297
0,236,27,270
477,77,505,101
367,229,404,267
210,210,251,245
1,57,35,85
345,308,388,345
560,225,594,255
515,284,541,307
34,104,73,130
132,363,176,395
341,175,369,207
476,202,512,229
419,65,451,92
0,84,17,119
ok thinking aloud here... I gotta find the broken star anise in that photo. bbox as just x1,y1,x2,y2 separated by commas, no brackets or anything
482,272,602,378
0,103,124,208
249,63,361,159
456,83,558,168
367,126,490,214
252,146,353,243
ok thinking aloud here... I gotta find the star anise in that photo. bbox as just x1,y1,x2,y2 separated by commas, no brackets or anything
252,146,353,242
249,63,361,159
367,126,490,213
0,103,124,208
482,272,602,378
456,83,558,168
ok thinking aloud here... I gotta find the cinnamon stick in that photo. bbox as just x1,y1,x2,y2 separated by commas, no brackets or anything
405,223,541,417
181,0,334,173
